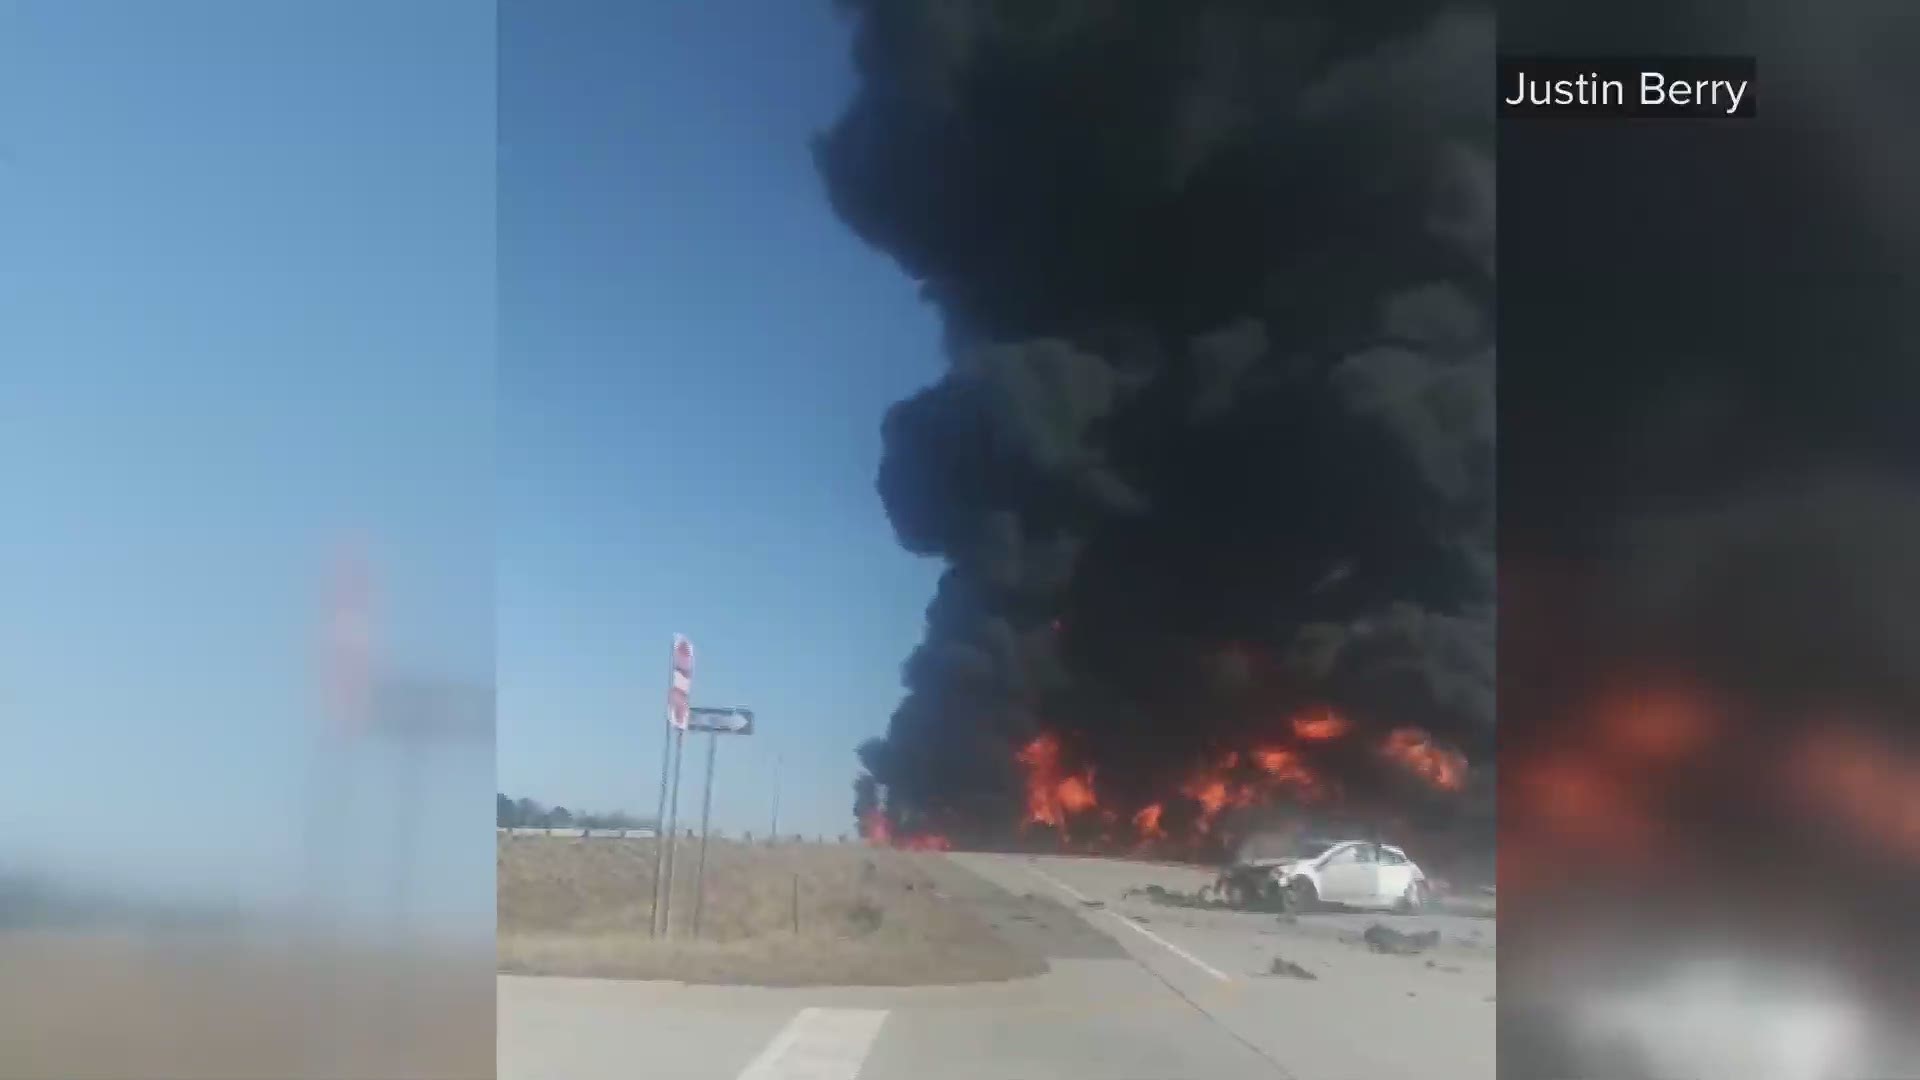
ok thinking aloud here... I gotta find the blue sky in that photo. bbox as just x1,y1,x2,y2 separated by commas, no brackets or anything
0,2,495,929
0,1,934,924
496,4,944,839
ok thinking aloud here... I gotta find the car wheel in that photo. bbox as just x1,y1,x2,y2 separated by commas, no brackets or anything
1285,878,1319,913
1396,881,1426,914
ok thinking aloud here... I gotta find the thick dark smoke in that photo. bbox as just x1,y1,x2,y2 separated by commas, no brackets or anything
818,1,1493,855
1495,1,1920,1075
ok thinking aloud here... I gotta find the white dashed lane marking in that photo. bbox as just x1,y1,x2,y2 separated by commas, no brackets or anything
1025,864,1234,983
734,1007,890,1080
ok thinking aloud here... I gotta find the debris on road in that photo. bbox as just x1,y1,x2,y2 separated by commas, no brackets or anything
1122,883,1234,911
1425,958,1464,974
1363,923,1442,955
1080,899,1105,909
1265,956,1318,980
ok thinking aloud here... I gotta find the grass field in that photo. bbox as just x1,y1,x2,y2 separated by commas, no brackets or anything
497,834,1044,985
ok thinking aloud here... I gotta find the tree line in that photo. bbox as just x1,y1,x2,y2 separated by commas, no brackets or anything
497,793,653,831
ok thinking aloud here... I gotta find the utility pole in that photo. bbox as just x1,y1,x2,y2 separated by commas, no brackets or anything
769,752,781,840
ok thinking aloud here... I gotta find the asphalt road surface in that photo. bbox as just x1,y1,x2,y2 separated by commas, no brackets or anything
498,851,1494,1079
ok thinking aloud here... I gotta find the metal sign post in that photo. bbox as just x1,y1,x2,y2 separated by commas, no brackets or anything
691,732,718,935
659,725,686,934
652,635,694,937
686,706,755,938
648,718,673,936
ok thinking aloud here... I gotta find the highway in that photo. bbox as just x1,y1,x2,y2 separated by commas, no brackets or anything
498,851,1495,1079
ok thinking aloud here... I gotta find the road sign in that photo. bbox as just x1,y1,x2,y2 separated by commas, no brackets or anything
667,634,695,729
687,705,754,735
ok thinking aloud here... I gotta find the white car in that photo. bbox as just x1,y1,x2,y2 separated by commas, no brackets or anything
1219,838,1431,912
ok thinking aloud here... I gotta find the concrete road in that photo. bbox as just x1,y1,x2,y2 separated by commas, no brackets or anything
498,851,1494,1079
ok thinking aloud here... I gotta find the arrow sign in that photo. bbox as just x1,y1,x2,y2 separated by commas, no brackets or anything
687,705,754,735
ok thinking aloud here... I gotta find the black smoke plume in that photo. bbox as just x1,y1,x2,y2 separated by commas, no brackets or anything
817,0,1494,857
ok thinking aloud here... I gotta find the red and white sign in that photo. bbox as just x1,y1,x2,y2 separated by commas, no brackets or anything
667,634,695,729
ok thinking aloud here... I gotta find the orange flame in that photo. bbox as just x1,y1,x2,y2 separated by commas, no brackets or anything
1517,754,1649,854
1016,732,1099,826
859,808,892,846
1132,802,1164,839
1057,774,1097,814
1380,727,1468,791
1184,777,1229,817
1015,709,1464,851
1598,687,1718,763
1793,728,1920,860
1291,707,1351,741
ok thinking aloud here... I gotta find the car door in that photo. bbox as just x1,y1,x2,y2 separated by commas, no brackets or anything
1375,846,1415,905
1316,843,1378,903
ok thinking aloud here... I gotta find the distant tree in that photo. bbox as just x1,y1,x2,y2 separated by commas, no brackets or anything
498,794,655,832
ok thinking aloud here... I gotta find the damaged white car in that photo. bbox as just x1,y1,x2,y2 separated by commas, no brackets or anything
1211,838,1431,912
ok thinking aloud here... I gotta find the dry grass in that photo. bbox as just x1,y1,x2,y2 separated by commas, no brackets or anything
497,835,1042,985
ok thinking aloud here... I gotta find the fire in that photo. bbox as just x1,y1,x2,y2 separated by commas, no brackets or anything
859,807,892,846
1380,727,1468,791
1291,707,1351,741
1132,802,1164,838
1184,777,1229,817
1016,732,1099,826
1057,774,1097,814
1595,686,1719,763
1010,709,1467,852
1519,754,1650,853
1793,728,1920,860
1254,747,1309,783
858,806,953,851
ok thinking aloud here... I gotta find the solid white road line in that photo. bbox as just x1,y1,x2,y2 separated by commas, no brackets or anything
734,1007,890,1080
1025,864,1233,983
1025,863,1098,904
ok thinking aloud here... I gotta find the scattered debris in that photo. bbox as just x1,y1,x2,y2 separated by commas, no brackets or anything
1123,884,1234,910
1266,956,1318,980
1363,923,1441,955
1080,899,1105,910
1130,915,1150,924
1425,959,1464,974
